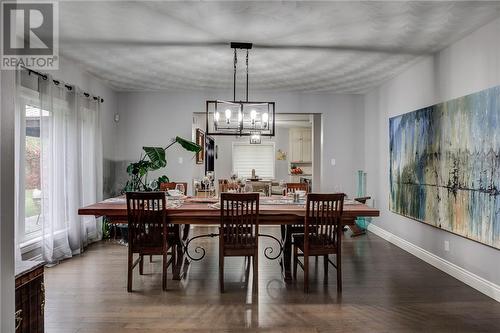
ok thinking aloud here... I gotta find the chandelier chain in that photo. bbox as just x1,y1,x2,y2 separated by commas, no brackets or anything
233,48,237,101
246,50,249,102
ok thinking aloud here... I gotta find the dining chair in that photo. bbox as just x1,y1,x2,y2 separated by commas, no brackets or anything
157,182,189,262
219,182,240,193
159,182,188,195
219,192,260,293
285,182,310,242
293,193,344,293
285,182,308,195
126,192,175,292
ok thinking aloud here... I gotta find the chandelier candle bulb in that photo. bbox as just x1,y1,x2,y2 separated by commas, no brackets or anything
262,112,269,128
250,109,257,126
225,109,232,124
214,111,220,130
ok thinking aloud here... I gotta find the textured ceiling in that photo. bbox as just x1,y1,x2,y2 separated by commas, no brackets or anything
59,1,500,93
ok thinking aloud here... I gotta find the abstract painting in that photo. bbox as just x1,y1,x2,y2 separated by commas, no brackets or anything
196,128,205,164
389,86,500,249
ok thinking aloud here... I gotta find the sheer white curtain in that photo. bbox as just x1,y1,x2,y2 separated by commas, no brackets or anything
73,88,103,250
16,71,103,264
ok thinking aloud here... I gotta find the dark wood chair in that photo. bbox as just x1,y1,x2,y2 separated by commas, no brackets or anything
285,182,308,195
159,182,188,195
219,193,259,293
158,182,189,259
126,192,175,292
293,193,344,293
219,182,240,193
285,182,310,244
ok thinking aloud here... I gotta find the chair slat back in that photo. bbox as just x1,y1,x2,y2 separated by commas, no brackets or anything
305,193,344,248
286,182,308,194
126,192,167,251
219,182,240,193
159,182,188,195
286,183,309,227
220,193,259,247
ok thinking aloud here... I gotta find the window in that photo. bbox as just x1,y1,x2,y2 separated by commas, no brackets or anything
23,105,45,239
232,142,275,178
16,72,103,262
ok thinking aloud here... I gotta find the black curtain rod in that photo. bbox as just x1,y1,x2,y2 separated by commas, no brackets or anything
21,66,104,103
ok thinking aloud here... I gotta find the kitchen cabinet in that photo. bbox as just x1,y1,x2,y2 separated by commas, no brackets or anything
289,128,312,163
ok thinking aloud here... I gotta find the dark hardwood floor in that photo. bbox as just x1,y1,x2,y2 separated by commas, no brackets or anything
44,226,500,333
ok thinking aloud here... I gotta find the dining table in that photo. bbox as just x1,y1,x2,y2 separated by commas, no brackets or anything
78,195,380,281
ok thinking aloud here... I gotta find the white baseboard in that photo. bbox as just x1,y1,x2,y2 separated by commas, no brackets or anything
367,224,500,302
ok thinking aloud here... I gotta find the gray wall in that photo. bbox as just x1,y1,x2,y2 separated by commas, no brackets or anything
363,17,500,285
274,126,290,181
115,91,365,197
1,69,16,332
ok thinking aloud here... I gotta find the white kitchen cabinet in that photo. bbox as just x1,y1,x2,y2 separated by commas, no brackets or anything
289,128,312,163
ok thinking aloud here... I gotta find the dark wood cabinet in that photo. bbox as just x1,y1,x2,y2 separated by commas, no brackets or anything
15,261,45,333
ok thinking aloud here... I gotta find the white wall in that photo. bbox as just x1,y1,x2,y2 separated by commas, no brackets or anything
115,90,365,196
364,17,500,286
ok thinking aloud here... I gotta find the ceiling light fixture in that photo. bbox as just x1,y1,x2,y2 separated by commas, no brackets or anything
250,131,262,144
206,42,275,136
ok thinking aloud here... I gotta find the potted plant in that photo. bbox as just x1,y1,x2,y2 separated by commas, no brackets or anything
123,136,201,192
109,137,201,242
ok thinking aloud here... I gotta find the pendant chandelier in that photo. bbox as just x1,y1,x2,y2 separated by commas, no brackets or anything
206,42,275,137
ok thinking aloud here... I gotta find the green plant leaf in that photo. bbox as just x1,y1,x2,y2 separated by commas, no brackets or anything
143,146,167,170
139,161,151,177
126,163,135,175
157,175,169,183
175,136,202,153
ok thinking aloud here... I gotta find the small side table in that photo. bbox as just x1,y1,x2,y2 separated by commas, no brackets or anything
15,261,45,333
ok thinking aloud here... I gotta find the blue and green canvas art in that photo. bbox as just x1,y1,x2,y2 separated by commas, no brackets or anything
389,86,500,249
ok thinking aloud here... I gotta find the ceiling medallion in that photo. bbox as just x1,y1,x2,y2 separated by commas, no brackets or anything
206,42,275,139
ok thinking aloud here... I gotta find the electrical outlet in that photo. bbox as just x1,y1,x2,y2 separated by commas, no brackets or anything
330,158,336,166
444,240,450,252
178,157,183,164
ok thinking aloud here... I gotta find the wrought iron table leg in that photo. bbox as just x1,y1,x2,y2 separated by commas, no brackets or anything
281,225,293,282
172,241,184,280
183,233,220,261
182,224,190,241
173,225,190,280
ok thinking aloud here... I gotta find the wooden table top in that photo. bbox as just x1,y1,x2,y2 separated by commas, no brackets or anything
78,195,380,223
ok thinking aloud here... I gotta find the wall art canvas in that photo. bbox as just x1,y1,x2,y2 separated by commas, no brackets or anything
389,86,500,249
196,128,205,164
